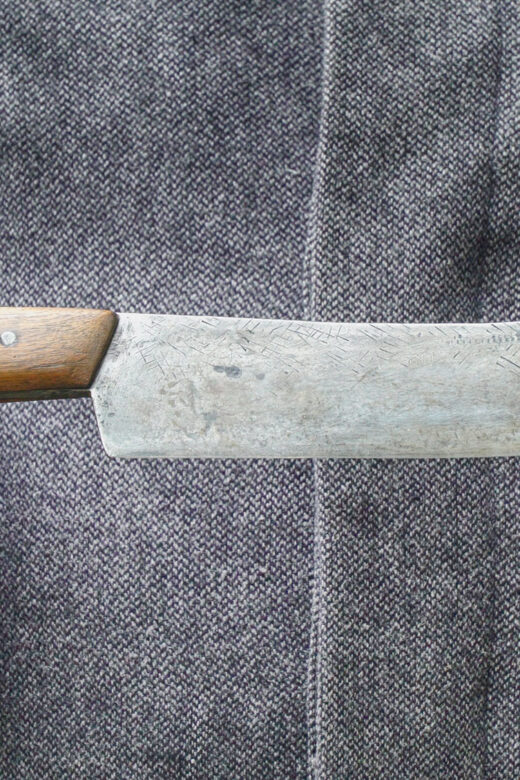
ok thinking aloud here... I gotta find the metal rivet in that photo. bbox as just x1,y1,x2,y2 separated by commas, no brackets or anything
1,330,17,347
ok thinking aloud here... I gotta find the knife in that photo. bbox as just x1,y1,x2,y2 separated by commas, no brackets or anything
1,306,520,459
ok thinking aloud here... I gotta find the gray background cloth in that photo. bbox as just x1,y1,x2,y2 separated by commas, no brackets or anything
0,1,519,778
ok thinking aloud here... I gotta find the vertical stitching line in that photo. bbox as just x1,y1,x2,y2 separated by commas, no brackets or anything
303,1,336,777
480,1,506,775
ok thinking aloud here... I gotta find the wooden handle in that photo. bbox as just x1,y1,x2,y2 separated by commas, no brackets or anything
0,307,117,400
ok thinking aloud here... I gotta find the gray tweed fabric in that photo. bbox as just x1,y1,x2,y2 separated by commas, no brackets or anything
1,1,519,779
307,1,520,778
0,2,320,777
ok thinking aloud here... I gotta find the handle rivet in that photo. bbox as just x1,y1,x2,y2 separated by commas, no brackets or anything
1,330,17,347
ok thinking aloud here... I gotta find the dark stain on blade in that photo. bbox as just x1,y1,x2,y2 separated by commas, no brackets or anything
213,364,242,378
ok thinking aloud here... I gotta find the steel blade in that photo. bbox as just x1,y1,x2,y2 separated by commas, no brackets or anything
90,314,520,459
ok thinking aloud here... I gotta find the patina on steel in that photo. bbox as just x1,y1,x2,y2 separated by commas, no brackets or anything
90,313,520,459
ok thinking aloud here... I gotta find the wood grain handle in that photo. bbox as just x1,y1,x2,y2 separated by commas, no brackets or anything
0,307,117,400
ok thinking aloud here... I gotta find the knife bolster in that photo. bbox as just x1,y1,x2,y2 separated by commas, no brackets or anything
0,307,117,401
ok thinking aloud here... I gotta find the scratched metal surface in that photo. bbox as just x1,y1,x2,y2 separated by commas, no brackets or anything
90,314,520,458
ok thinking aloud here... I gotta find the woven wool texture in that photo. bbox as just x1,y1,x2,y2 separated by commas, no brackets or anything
307,1,520,777
1,1,520,779
0,2,320,777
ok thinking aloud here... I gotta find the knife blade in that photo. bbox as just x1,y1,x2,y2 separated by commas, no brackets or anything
2,307,520,459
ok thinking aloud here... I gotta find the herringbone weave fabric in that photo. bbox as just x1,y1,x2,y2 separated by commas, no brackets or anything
0,2,320,777
307,1,520,778
1,1,519,778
